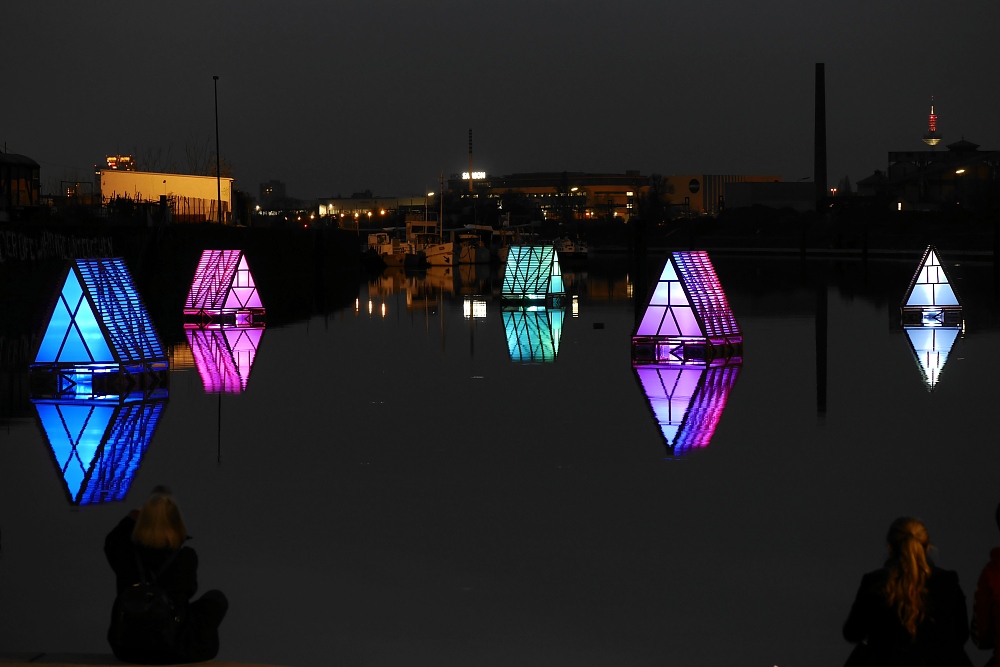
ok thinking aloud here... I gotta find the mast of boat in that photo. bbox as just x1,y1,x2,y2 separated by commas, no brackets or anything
438,171,444,240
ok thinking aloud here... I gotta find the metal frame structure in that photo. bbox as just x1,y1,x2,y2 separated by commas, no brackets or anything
501,245,565,307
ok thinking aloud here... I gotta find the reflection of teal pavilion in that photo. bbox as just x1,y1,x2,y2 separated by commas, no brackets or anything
33,394,167,505
634,362,741,458
900,246,963,390
31,258,168,397
901,245,962,326
632,251,742,364
184,249,265,326
632,251,742,457
502,246,566,363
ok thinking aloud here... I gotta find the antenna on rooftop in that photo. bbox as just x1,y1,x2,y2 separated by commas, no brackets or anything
923,96,942,147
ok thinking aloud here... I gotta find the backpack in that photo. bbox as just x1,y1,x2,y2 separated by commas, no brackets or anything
112,549,185,655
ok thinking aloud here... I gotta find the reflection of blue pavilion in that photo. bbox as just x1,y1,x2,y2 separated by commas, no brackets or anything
33,394,167,505
31,258,168,397
632,251,742,457
502,246,566,363
899,246,964,390
634,362,741,458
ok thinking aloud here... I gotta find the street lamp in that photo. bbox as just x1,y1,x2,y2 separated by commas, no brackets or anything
213,75,222,224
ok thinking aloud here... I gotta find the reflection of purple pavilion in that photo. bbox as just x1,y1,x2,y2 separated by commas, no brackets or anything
632,252,742,457
186,326,264,393
634,362,741,458
632,251,742,364
184,250,266,393
184,250,264,326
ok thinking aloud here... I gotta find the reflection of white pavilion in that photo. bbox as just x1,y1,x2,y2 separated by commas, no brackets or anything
903,326,960,390
634,362,740,458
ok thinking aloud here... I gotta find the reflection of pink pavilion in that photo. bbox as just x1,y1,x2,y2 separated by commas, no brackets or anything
184,250,265,326
186,327,264,393
632,251,742,364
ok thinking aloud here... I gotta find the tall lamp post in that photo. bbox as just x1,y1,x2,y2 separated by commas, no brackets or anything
213,75,222,224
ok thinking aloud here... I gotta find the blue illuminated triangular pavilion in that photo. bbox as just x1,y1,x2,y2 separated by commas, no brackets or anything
33,394,167,505
503,309,564,363
632,251,742,364
32,258,167,397
903,326,961,391
901,245,962,326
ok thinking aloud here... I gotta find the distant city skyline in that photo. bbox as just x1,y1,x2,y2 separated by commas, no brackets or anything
4,0,998,200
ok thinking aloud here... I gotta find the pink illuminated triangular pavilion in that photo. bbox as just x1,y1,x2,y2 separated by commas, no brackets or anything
184,250,265,326
632,251,742,364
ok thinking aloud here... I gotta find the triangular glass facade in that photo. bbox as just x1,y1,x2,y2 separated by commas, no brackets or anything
634,362,741,458
34,259,163,368
633,251,742,364
901,246,962,326
33,395,167,505
185,250,265,325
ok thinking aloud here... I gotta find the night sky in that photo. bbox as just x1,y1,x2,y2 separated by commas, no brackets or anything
4,0,999,200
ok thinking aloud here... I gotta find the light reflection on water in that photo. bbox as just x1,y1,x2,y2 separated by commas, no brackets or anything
2,255,999,666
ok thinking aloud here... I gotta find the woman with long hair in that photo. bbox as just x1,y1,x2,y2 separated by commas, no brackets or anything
104,486,228,664
844,517,972,666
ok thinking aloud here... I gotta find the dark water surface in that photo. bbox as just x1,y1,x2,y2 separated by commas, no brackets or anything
2,253,999,667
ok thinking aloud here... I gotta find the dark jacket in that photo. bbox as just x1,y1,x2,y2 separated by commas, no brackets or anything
972,548,1000,664
104,515,199,664
843,565,973,666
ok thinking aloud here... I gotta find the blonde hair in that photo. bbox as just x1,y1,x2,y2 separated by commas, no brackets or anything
882,517,932,638
132,488,187,549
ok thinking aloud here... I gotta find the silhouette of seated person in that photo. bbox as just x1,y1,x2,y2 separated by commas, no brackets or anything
843,516,972,666
104,486,228,664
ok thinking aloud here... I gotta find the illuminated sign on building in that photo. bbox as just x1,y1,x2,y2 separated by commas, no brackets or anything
462,171,487,180
632,251,742,364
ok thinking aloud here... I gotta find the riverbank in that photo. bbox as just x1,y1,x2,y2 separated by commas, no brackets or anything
0,654,281,666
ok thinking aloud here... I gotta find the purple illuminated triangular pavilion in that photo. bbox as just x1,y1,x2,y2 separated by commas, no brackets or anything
184,250,265,326
632,251,742,364
186,326,264,393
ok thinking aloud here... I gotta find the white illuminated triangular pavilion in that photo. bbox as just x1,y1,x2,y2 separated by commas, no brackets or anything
901,246,961,325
